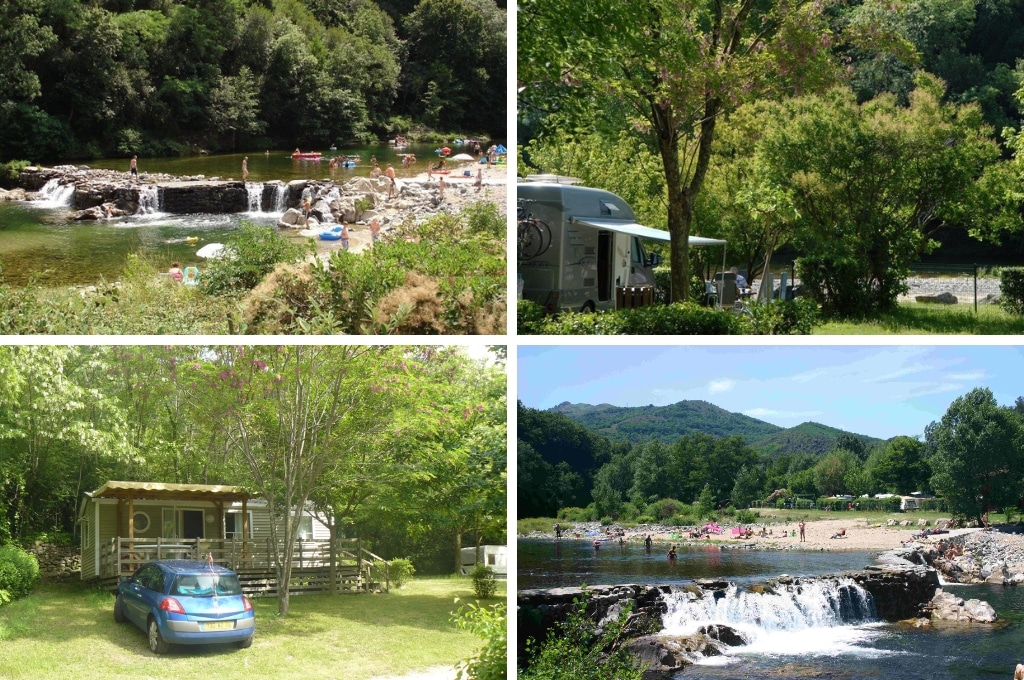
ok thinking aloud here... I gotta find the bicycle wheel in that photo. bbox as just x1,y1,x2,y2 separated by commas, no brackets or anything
518,220,546,260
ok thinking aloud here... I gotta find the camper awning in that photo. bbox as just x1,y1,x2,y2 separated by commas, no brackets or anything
570,217,726,247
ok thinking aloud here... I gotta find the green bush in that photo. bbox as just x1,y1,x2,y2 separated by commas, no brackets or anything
558,506,596,522
470,565,498,599
384,557,415,589
736,509,760,524
667,513,694,526
747,297,821,335
599,516,613,526
720,505,736,517
1000,268,1024,315
0,544,39,606
0,160,30,188
797,255,886,318
635,515,656,525
646,498,684,520
201,223,309,296
517,299,548,334
453,601,506,680
536,302,746,335
520,592,643,680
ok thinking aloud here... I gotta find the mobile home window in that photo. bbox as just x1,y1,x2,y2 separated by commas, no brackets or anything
298,516,313,540
225,511,253,539
82,518,92,549
133,511,151,533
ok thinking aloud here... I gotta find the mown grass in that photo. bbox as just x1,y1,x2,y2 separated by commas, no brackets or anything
813,301,1024,334
0,576,504,680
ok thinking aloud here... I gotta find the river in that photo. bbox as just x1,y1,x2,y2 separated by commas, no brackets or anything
518,538,1024,679
0,142,494,286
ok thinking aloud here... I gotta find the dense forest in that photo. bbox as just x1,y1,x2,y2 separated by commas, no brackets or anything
551,400,881,454
519,0,1024,314
0,0,506,161
0,345,506,575
518,392,1024,524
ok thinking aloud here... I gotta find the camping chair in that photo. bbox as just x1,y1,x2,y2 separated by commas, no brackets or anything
715,272,738,306
183,266,199,286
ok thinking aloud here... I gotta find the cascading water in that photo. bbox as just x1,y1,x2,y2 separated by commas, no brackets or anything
660,578,886,660
274,183,288,212
37,179,76,208
135,185,162,215
245,182,264,213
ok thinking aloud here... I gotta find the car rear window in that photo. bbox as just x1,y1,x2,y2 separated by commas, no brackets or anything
171,573,243,597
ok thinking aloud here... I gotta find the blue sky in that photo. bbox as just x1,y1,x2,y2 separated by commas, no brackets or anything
518,345,1024,440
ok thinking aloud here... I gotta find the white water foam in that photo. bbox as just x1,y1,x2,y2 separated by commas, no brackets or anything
36,179,76,208
661,578,897,661
135,185,163,215
245,181,264,213
274,183,288,212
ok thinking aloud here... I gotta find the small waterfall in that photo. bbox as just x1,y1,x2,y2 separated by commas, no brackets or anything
245,182,264,212
661,578,877,637
136,185,161,214
274,183,288,212
37,179,76,208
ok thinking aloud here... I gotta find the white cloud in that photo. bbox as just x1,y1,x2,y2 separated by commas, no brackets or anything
708,379,734,393
744,407,822,420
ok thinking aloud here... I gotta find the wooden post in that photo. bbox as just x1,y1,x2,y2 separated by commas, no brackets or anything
128,495,135,539
241,497,249,559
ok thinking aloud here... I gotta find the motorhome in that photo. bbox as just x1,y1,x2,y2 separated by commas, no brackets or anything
518,180,726,313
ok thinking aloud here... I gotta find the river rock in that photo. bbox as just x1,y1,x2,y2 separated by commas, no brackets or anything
698,624,747,646
278,208,306,229
0,188,29,201
915,291,958,304
624,634,726,679
926,589,997,623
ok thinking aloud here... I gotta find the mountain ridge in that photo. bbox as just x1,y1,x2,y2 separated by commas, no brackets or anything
549,400,883,456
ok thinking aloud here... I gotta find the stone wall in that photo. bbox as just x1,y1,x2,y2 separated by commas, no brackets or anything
27,542,81,579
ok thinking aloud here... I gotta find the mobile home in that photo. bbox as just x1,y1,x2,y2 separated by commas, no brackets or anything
78,481,332,581
460,545,507,577
518,181,726,312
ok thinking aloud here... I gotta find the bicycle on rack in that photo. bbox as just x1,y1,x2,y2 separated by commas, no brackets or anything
517,199,552,261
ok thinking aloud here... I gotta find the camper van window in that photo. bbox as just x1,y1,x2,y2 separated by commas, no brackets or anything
632,238,644,266
599,200,620,216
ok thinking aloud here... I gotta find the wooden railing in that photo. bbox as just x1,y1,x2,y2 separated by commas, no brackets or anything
99,537,388,592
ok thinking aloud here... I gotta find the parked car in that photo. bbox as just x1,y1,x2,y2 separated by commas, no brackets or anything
114,560,255,653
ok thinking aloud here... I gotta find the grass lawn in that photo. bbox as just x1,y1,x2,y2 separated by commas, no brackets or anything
0,576,505,680
812,301,1024,334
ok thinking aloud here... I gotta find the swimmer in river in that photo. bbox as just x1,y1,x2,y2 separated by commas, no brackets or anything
667,546,677,560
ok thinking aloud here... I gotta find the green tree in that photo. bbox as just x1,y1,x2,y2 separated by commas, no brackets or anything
813,450,862,498
930,387,1024,524
218,345,412,615
697,483,715,519
870,436,930,494
519,0,851,301
731,465,765,509
209,66,265,149
758,76,1019,316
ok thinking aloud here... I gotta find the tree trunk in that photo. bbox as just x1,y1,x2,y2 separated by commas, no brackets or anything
328,517,337,595
454,528,463,577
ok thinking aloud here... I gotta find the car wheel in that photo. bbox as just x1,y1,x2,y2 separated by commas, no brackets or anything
580,301,595,313
148,617,171,654
113,595,126,623
237,635,253,649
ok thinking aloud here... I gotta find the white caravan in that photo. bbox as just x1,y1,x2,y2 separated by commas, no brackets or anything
518,181,726,312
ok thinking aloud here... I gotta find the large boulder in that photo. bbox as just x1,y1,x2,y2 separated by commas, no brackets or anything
624,634,725,680
926,589,997,623
915,292,958,304
277,208,307,229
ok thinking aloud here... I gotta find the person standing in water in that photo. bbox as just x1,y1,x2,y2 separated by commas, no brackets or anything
242,156,249,181
644,534,653,552
129,155,138,181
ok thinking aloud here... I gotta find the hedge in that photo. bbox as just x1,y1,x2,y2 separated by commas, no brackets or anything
0,543,39,606
1000,268,1024,315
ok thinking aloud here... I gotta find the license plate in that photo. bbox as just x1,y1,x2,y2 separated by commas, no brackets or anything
203,621,233,631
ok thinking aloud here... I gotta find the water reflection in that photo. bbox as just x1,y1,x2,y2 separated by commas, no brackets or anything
518,538,877,589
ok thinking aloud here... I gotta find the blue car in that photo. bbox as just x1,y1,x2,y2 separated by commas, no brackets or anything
114,560,255,653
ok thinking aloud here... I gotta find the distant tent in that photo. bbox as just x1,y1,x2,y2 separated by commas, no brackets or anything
495,144,507,154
